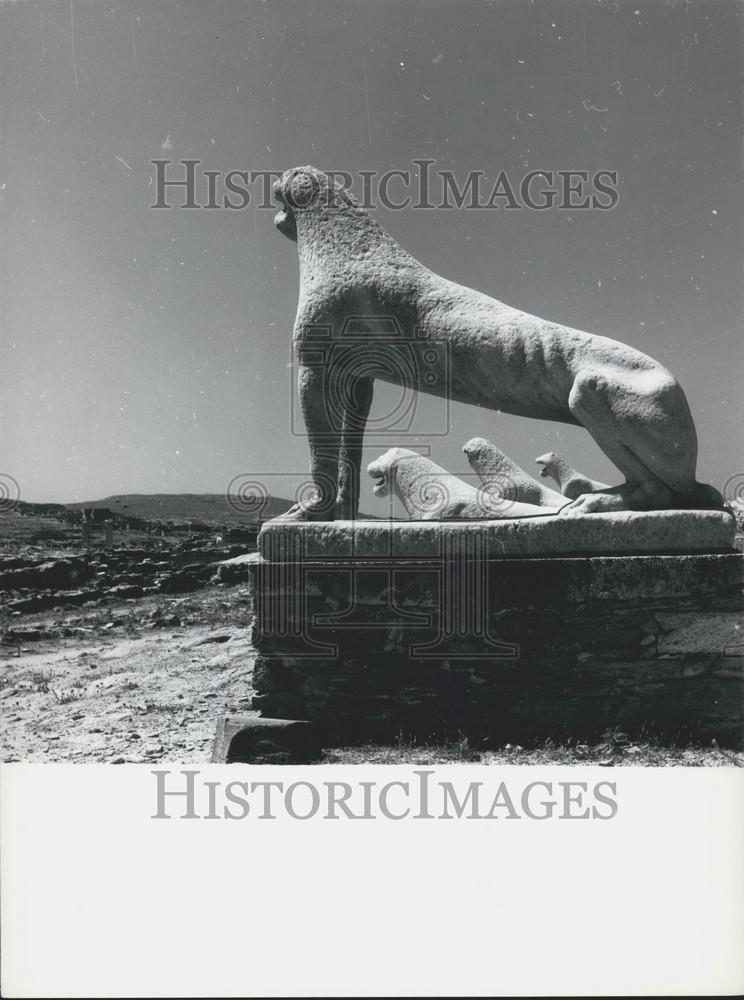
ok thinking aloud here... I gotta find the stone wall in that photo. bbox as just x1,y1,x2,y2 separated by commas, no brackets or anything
248,536,743,747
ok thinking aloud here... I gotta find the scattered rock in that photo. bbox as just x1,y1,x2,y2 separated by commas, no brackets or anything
6,589,102,614
2,625,57,644
190,633,233,647
106,584,145,599
0,557,94,592
214,716,322,764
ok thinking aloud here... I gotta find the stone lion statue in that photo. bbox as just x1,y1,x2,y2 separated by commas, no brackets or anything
273,164,722,522
464,437,566,507
534,451,609,500
367,448,562,520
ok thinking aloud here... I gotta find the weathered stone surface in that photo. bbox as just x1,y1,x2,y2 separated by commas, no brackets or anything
0,543,257,615
464,437,566,507
6,588,102,613
655,611,742,657
366,447,564,519
248,547,744,746
105,583,145,599
2,625,59,644
0,556,39,572
273,164,722,520
212,715,321,764
252,650,743,747
246,553,743,661
259,510,736,561
0,557,93,592
156,565,214,594
214,551,262,584
534,451,609,499
727,500,744,533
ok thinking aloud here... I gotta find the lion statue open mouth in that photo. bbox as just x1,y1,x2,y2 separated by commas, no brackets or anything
272,183,297,241
368,460,390,498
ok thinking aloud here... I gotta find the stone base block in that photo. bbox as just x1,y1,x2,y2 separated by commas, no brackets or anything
212,715,321,764
247,522,743,747
251,648,743,747
259,510,736,560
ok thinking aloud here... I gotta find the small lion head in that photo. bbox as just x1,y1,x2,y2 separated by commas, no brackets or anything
535,451,558,477
462,437,491,462
273,165,353,242
367,447,419,498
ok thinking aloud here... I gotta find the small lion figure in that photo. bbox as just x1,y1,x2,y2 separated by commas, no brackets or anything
464,437,566,508
534,451,609,500
273,165,723,521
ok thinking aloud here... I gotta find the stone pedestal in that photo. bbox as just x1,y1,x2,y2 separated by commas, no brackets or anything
247,513,743,747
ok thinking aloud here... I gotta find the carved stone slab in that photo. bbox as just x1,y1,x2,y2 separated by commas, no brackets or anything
259,509,736,561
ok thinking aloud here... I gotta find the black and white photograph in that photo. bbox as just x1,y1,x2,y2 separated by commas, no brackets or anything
1,0,742,995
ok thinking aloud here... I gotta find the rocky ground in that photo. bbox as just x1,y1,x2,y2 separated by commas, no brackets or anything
0,513,259,762
1,586,256,763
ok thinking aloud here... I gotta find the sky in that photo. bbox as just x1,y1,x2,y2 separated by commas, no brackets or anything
1,0,742,508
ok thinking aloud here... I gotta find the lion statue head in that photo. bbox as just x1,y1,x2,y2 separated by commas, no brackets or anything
273,165,357,243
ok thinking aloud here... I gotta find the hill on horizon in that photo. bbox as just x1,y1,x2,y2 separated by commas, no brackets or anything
65,492,295,525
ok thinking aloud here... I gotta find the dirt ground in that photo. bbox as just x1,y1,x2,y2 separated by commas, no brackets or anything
1,586,255,763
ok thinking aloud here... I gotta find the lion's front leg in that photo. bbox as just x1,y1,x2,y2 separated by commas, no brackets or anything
336,377,374,520
277,364,340,522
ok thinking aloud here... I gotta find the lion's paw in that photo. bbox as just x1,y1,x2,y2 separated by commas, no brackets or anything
273,501,336,523
559,491,626,515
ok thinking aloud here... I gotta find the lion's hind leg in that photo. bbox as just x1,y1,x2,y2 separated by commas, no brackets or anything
563,368,698,513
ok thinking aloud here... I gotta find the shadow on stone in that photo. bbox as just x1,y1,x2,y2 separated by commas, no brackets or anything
213,715,323,764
